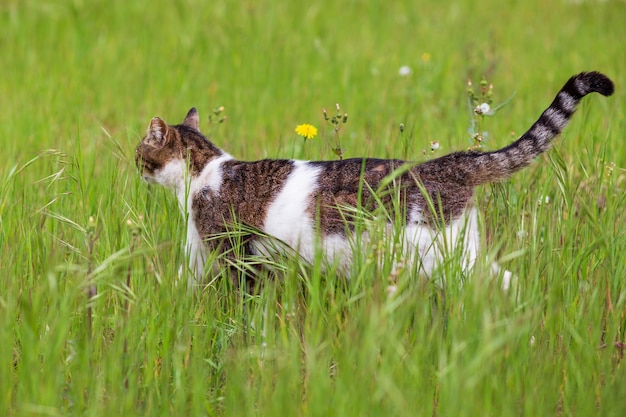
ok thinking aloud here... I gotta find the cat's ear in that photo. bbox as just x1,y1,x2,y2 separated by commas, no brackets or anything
146,117,169,147
182,107,199,130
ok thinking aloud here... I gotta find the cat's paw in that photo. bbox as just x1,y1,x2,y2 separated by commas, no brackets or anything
491,262,516,292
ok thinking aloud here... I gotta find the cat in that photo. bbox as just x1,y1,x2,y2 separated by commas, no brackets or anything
135,71,614,289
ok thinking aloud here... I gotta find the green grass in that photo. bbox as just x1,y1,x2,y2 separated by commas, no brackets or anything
2,0,626,415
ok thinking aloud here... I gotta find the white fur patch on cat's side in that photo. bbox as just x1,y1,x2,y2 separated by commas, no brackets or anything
263,161,320,263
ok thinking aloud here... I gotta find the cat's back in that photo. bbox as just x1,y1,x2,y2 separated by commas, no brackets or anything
221,158,296,197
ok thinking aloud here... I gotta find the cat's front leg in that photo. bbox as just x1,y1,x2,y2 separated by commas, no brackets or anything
183,220,207,290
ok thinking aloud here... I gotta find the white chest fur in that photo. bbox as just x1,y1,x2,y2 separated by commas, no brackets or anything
163,154,234,286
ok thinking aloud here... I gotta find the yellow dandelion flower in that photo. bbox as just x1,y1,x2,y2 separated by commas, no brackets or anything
295,123,318,140
421,52,431,62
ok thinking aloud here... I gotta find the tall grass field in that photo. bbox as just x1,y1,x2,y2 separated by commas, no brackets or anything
1,0,625,415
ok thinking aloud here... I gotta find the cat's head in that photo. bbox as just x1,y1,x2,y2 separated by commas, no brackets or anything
135,108,223,188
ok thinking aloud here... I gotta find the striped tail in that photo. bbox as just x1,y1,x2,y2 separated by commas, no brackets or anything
463,71,614,185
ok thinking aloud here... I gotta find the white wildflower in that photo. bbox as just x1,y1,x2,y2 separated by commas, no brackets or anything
398,65,412,76
475,102,491,115
538,195,550,205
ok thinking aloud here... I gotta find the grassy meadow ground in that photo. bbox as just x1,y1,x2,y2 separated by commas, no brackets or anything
1,0,626,415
